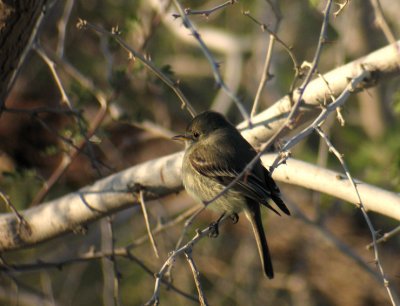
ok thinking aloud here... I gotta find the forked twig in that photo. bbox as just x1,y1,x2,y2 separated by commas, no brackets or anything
366,225,400,250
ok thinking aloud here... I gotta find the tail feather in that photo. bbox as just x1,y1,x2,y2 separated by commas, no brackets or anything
263,167,290,216
245,203,274,279
271,195,291,216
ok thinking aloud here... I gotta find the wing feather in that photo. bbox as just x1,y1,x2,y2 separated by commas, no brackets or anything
188,143,284,215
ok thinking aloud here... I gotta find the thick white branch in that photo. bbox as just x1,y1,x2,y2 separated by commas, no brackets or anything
261,155,400,220
239,41,400,148
0,152,183,251
1,151,399,251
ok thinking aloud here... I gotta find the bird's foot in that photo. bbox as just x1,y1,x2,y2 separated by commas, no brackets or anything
230,213,239,224
208,221,220,238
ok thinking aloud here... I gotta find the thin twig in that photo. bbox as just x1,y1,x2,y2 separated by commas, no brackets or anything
317,73,345,126
3,106,80,115
33,43,72,108
40,272,56,306
129,205,202,248
56,0,74,57
333,0,350,18
139,190,160,258
185,249,209,306
249,1,282,117
245,6,301,100
290,202,383,283
366,225,400,250
131,120,176,139
0,247,198,303
100,216,121,306
76,19,196,118
100,35,115,83
0,0,46,114
0,190,31,236
171,0,250,125
243,11,299,76
30,49,108,205
172,0,236,18
31,37,109,204
369,0,399,53
270,69,369,170
174,206,206,249
145,218,228,305
203,2,338,205
251,35,275,117
286,0,333,128
164,206,205,284
315,127,399,306
28,114,111,174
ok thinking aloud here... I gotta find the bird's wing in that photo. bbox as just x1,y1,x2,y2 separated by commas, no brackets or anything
263,168,291,216
188,143,282,215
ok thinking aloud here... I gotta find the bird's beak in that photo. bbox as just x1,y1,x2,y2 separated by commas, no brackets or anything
172,134,191,141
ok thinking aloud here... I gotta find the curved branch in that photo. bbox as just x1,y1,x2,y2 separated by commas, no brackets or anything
0,152,183,251
239,40,400,148
0,150,399,251
261,155,400,221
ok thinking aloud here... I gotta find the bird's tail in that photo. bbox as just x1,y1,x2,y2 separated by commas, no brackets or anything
245,204,274,279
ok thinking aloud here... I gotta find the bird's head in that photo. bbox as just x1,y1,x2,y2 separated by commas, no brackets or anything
172,111,233,144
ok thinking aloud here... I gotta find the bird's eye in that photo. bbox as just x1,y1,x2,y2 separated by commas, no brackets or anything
193,132,200,139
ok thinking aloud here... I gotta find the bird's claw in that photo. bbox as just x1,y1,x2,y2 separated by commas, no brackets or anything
230,213,239,224
208,221,219,238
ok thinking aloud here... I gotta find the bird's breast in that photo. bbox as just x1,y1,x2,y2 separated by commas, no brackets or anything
182,154,245,214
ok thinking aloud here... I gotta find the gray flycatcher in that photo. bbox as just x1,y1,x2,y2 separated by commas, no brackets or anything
173,111,290,279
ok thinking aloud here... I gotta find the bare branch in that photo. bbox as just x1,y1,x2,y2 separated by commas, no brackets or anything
290,202,383,283
245,1,285,118
370,0,400,53
333,0,350,17
77,19,196,118
30,48,108,205
0,190,31,237
0,246,197,303
172,0,236,18
145,221,226,305
56,0,75,58
239,41,400,148
287,0,333,127
261,154,400,221
33,43,72,108
100,216,121,306
270,69,369,167
138,190,160,258
243,11,299,76
366,225,400,250
185,249,209,306
171,0,250,124
130,205,201,248
200,0,335,207
315,127,398,305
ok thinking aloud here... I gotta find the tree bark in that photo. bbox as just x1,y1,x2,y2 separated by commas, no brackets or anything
0,0,46,110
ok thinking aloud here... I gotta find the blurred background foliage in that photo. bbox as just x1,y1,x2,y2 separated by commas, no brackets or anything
0,0,399,305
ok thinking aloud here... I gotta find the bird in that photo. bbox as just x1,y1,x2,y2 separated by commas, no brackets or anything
173,111,290,279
